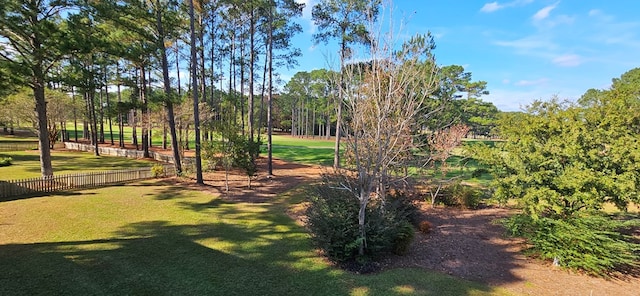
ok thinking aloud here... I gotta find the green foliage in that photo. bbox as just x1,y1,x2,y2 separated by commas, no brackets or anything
0,157,12,167
305,185,418,263
476,93,640,218
305,185,360,262
473,69,640,276
150,164,165,178
203,121,260,188
503,213,640,276
391,221,415,255
438,182,483,209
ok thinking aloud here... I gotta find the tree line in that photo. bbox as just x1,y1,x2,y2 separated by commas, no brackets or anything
0,0,498,179
0,0,305,181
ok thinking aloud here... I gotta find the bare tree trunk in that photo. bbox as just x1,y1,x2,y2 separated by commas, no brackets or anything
189,0,203,183
156,0,182,173
99,86,105,143
33,76,53,177
105,71,114,145
267,5,274,176
248,5,255,143
141,65,150,158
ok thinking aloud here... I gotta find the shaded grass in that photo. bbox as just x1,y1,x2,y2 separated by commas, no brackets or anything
0,181,511,295
0,150,155,180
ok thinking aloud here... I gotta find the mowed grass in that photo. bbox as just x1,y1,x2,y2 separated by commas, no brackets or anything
0,150,155,180
0,181,510,296
268,134,335,166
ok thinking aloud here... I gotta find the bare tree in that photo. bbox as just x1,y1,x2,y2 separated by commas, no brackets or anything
426,123,470,207
330,13,441,255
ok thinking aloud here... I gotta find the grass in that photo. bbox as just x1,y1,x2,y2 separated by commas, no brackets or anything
267,135,335,166
0,150,155,180
1,126,492,183
0,181,511,295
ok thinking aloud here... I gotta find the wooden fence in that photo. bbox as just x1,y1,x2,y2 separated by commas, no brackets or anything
0,142,39,152
0,165,176,200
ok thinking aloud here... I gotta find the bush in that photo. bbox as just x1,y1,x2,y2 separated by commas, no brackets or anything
439,182,482,209
392,221,415,255
305,186,361,262
0,157,12,167
305,185,419,263
151,164,166,178
503,213,640,276
471,167,489,178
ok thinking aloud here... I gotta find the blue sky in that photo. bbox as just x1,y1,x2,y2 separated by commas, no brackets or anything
288,0,640,111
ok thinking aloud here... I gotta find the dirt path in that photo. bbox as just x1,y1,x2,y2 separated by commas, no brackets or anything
160,156,640,295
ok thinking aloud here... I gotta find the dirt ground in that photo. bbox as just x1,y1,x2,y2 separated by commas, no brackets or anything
183,158,639,296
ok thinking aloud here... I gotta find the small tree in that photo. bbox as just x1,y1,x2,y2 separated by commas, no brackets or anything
204,121,259,192
425,123,470,207
328,23,441,256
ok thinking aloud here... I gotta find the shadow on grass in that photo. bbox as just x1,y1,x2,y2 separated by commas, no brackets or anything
0,184,508,295
0,188,97,202
0,219,348,295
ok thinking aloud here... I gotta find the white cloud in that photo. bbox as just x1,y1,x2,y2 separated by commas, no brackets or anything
588,9,601,17
587,9,613,21
515,78,549,86
480,0,533,13
552,54,582,67
494,35,556,51
532,2,558,21
480,2,502,13
502,79,511,84
296,0,317,34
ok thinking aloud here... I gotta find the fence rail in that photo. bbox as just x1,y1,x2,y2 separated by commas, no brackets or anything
0,142,39,152
0,165,176,200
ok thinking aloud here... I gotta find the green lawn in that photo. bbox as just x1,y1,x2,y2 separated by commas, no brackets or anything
1,127,493,184
267,135,335,166
0,181,510,295
0,150,156,180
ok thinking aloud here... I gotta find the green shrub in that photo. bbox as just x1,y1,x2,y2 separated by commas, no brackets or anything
439,182,482,209
471,167,489,178
503,213,640,276
305,186,361,262
305,185,419,263
0,157,12,167
151,164,166,178
392,221,415,255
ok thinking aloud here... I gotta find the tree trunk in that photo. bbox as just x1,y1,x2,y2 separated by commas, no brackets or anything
88,91,99,156
189,0,203,184
99,86,105,143
267,6,274,176
156,0,182,174
248,5,255,144
140,65,150,158
33,80,53,177
334,31,347,168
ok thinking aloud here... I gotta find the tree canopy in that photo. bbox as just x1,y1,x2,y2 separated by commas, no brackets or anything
479,68,640,218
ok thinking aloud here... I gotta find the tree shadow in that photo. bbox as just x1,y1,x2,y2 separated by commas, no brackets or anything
0,219,349,295
0,191,506,295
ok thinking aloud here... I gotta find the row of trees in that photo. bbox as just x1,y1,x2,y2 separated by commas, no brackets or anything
0,0,305,180
278,64,498,139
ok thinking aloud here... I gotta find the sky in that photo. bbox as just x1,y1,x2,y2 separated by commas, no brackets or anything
287,0,640,111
